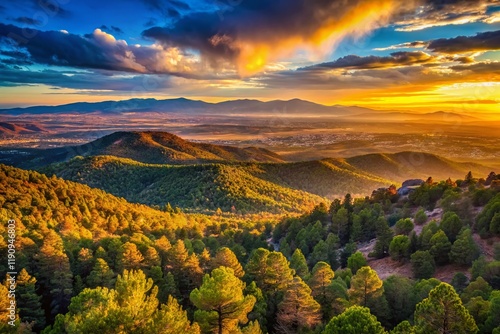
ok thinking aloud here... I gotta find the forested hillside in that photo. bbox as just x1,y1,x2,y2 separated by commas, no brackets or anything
39,148,492,214
1,164,500,333
5,131,285,169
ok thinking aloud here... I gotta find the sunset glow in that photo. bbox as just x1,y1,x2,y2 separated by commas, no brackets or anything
0,0,498,115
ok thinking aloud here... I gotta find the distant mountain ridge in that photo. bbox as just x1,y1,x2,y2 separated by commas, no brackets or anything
0,97,358,116
0,98,482,126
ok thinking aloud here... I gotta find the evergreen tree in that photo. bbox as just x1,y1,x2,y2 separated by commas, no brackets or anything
245,248,270,287
332,207,349,244
290,249,309,279
212,247,245,278
309,262,335,319
120,242,144,270
414,209,428,225
414,282,478,334
164,272,180,300
244,282,268,331
190,267,256,334
449,229,480,265
394,218,414,236
429,230,452,265
347,251,367,274
373,217,394,258
440,212,463,242
461,277,492,304
86,258,115,288
262,252,294,295
485,291,500,332
144,246,161,268
151,296,201,334
46,270,161,333
276,276,321,333
390,320,416,334
37,230,73,319
16,269,45,330
384,275,415,328
348,266,384,307
411,250,436,279
389,235,410,262
323,306,385,334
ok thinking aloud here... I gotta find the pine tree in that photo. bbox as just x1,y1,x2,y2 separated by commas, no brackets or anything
440,212,463,242
290,248,309,279
347,251,367,274
120,242,144,270
262,252,294,295
323,306,385,334
450,229,480,265
46,270,189,333
309,262,335,320
245,248,270,287
389,235,410,262
86,258,115,288
212,247,245,278
37,230,73,319
276,276,321,333
414,282,478,334
151,296,201,334
429,230,452,265
144,246,161,267
164,272,180,300
190,267,256,334
411,250,436,279
16,269,45,330
348,266,383,307
373,217,394,258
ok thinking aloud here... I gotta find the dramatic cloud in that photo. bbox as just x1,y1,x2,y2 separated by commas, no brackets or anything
374,41,427,51
143,0,417,75
427,30,500,54
141,0,191,18
300,52,438,71
394,0,499,31
0,67,173,91
0,24,218,78
13,16,43,26
99,25,124,35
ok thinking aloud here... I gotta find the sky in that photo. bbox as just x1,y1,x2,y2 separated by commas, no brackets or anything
0,0,499,113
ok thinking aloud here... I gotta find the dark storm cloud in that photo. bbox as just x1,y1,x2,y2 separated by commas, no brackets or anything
0,24,132,71
0,23,226,78
141,0,190,18
300,52,437,71
427,30,500,54
13,16,43,26
100,25,124,35
0,67,173,91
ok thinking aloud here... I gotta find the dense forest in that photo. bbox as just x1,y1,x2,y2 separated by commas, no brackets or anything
1,164,500,333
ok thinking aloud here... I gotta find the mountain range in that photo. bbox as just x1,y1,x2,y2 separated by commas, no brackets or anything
0,97,479,122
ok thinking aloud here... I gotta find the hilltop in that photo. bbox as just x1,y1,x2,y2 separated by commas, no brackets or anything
0,121,48,136
2,131,285,168
38,148,492,213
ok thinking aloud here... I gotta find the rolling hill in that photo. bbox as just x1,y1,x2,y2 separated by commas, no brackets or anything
2,131,285,168
40,156,325,213
38,145,494,213
0,121,49,136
